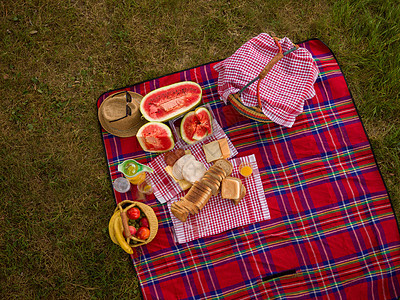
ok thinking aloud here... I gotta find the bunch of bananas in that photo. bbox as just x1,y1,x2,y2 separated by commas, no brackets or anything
108,209,134,254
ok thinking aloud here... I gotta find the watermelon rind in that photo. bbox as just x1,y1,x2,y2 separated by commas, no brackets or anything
140,81,202,122
137,122,175,153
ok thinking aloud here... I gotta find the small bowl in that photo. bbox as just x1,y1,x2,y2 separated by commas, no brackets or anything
239,162,253,178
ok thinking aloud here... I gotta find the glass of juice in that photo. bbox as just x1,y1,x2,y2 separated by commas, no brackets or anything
239,162,253,178
137,179,154,195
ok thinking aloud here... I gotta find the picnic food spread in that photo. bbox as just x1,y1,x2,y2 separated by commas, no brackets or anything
170,158,239,222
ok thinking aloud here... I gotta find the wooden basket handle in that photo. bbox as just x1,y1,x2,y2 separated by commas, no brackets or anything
258,37,284,80
256,37,298,110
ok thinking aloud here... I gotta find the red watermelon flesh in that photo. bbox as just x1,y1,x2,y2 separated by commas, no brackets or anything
137,122,174,153
180,111,198,144
140,81,202,122
192,107,212,140
181,107,213,144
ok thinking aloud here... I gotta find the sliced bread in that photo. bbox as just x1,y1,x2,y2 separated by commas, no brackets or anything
221,177,241,199
214,159,233,176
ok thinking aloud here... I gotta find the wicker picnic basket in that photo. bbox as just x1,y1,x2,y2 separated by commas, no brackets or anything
116,200,158,248
227,36,299,123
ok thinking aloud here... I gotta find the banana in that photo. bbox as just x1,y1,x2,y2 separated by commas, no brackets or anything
108,210,121,245
113,215,134,254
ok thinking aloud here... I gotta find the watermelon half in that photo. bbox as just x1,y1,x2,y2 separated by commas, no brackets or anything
180,107,213,144
140,81,202,122
137,122,175,153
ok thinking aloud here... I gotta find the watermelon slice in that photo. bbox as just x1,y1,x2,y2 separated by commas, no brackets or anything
180,107,213,144
137,122,174,153
140,81,202,122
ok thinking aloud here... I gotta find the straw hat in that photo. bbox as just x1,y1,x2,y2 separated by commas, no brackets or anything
98,91,147,137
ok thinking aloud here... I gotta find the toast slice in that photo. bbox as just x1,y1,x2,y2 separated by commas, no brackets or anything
208,165,227,178
193,181,213,208
214,159,233,176
172,201,189,215
221,176,242,199
191,185,211,209
184,187,204,212
206,166,225,182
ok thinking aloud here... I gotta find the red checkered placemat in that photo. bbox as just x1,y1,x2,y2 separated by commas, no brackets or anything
214,33,318,127
167,154,270,244
146,119,238,203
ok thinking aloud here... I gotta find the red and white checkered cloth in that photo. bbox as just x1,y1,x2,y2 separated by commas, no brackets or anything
214,33,318,127
146,119,238,204
168,154,270,244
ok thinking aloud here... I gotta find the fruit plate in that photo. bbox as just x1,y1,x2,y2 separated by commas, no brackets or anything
168,103,216,148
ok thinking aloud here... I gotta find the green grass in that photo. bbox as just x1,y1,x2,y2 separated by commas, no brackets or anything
0,0,399,298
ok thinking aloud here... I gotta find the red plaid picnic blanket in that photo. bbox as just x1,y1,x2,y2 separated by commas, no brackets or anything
214,33,318,127
169,154,270,244
146,119,238,204
97,39,400,299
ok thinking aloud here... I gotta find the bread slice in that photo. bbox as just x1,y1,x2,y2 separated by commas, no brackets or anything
184,187,203,211
172,201,189,215
221,177,241,199
203,140,223,163
194,181,213,195
202,174,221,195
199,192,212,209
218,138,231,159
171,203,188,222
180,197,199,214
209,165,227,178
206,167,224,182
214,159,233,176
191,185,211,208
194,182,212,205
